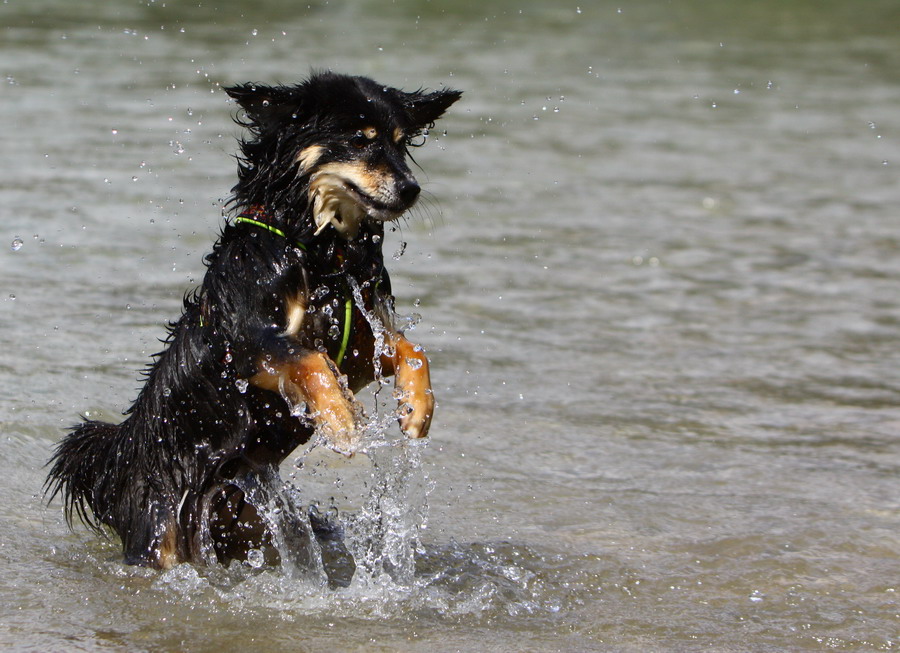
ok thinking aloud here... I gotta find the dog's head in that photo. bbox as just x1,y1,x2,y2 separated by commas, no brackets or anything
225,72,461,239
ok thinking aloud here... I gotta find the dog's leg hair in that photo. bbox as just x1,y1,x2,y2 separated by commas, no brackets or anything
381,333,434,439
251,350,360,454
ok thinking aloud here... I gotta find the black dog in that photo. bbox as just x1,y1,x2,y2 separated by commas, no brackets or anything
46,72,461,569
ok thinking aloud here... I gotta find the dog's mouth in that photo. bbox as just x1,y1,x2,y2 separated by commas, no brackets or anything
309,171,411,239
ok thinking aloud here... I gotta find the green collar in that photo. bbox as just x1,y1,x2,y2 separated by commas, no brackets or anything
233,216,306,251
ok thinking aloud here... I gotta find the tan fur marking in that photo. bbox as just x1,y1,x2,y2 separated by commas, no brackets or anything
362,126,377,139
296,144,325,172
156,520,181,570
283,293,306,337
382,334,434,439
313,161,385,197
393,127,404,143
250,351,360,454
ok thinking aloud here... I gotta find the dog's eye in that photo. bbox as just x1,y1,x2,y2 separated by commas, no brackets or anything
350,132,369,149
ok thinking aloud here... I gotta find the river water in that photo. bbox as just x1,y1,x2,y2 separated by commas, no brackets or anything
2,1,899,651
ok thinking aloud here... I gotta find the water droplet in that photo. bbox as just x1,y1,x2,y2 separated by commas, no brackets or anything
392,241,407,260
246,548,264,568
372,234,381,244
235,378,249,393
11,237,23,251
251,28,258,36
162,387,172,397
405,357,423,370
8,294,16,301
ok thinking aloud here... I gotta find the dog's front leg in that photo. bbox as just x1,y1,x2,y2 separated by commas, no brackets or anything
251,350,361,454
383,334,434,439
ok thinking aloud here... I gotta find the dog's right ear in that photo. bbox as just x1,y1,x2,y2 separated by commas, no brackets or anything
403,88,463,129
224,83,301,128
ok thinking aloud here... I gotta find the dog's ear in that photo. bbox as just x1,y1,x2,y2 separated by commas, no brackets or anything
224,83,302,128
403,88,462,128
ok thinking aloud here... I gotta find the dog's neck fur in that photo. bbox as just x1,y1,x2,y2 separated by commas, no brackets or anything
231,201,387,286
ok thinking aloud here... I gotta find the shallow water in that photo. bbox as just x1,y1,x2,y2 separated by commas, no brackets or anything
3,1,900,650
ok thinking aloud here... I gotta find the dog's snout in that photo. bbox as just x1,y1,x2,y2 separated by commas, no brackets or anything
397,178,420,205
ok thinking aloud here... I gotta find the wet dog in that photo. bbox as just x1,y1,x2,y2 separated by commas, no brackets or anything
46,72,461,569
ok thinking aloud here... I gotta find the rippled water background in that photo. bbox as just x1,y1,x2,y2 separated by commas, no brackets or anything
2,1,900,650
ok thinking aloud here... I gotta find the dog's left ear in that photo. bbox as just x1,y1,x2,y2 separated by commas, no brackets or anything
403,88,463,128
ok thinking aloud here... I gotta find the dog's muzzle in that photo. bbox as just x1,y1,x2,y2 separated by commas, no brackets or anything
309,171,419,239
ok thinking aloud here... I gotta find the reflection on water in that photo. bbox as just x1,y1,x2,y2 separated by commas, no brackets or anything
2,0,900,650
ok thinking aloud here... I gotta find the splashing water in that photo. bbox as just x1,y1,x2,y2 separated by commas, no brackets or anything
139,281,569,619
340,437,430,591
187,276,435,597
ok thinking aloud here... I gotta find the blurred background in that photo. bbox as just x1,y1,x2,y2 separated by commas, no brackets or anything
2,1,899,650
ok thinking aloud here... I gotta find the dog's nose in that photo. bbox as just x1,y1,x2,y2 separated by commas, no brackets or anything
397,178,421,205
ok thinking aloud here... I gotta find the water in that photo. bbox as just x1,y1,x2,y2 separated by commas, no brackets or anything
2,0,900,650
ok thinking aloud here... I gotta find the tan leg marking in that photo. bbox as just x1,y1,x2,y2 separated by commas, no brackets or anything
156,519,182,570
251,351,360,454
283,292,306,337
383,334,434,439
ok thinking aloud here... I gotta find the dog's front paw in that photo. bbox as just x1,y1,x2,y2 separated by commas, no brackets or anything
396,387,434,439
390,337,434,439
254,351,364,456
311,390,363,455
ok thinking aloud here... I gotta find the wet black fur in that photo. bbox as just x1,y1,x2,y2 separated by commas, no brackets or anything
45,72,461,568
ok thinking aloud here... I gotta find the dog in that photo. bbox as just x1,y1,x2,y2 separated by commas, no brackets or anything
45,71,461,570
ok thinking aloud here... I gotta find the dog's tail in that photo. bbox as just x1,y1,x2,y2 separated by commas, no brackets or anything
45,420,120,530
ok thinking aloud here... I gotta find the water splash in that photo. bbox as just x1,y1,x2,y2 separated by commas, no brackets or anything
341,437,430,590
137,281,567,619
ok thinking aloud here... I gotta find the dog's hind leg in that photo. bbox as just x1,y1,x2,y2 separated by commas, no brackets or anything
206,482,277,565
